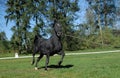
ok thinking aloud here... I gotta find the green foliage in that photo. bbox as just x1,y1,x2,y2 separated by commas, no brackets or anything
111,29,120,48
87,0,116,27
2,0,120,53
0,32,10,53
102,28,114,46
65,36,80,51
113,36,120,48
0,31,7,40
0,40,10,53
5,0,80,53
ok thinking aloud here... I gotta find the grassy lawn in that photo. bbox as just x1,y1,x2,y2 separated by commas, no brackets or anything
0,52,120,78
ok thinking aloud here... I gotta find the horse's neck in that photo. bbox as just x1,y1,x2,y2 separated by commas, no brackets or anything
50,32,61,45
51,33,62,51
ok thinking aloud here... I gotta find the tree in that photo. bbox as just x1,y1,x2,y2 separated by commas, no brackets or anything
5,0,32,53
86,8,96,35
87,0,116,27
115,0,120,29
0,31,7,40
0,31,10,53
86,0,115,47
5,0,80,53
31,0,80,50
86,0,119,49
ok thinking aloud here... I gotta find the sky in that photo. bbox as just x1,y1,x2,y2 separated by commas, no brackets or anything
0,0,88,40
0,0,14,40
1,0,119,41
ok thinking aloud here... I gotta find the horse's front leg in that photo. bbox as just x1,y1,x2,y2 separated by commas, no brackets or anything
58,50,65,66
35,54,43,70
45,54,50,70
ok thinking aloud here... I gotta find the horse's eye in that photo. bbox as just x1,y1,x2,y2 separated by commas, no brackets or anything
57,24,61,27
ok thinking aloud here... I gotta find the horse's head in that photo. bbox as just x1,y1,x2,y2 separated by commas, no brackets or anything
53,22,62,37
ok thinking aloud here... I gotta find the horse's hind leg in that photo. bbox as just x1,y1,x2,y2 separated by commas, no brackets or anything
31,53,35,65
45,54,50,70
35,54,43,70
58,51,65,66
31,48,37,65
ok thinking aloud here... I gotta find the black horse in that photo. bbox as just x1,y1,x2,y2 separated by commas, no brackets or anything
32,21,65,70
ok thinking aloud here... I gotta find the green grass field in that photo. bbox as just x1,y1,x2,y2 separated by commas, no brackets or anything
0,52,120,78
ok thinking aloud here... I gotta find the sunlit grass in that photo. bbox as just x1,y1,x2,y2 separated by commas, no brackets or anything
0,52,120,78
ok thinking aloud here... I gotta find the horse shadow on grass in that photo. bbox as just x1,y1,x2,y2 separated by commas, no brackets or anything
39,64,74,70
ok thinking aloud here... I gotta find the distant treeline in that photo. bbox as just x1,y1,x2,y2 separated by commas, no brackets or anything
0,0,120,54
0,29,120,54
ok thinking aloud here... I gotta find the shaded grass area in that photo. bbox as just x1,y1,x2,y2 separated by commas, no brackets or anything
0,52,14,58
66,48,120,53
0,48,120,58
0,52,120,78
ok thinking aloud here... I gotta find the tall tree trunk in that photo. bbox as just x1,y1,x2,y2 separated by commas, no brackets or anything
98,0,104,47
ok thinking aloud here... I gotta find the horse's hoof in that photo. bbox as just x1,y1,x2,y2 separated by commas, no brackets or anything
45,68,48,71
58,61,62,66
35,67,38,70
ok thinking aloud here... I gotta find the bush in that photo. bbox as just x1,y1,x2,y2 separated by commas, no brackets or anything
112,36,120,48
0,40,10,53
